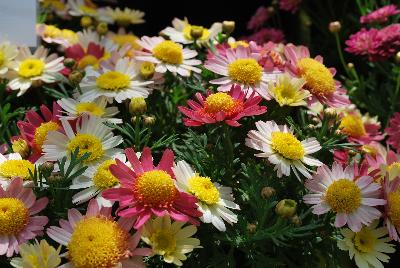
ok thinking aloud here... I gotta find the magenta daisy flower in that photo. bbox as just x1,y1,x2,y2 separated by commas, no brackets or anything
386,112,400,153
303,162,386,232
284,44,350,107
178,85,267,127
360,4,400,24
383,176,400,241
0,178,48,257
102,147,202,229
47,199,152,268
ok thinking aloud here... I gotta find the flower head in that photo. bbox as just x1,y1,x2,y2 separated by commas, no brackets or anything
247,6,270,30
267,73,310,106
383,176,400,241
0,153,35,188
10,240,61,268
36,24,78,46
245,28,285,44
360,4,400,24
0,40,18,76
279,0,302,13
103,7,145,26
386,112,400,153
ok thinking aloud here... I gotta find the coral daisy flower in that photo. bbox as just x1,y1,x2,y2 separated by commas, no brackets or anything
58,96,122,124
386,112,400,153
303,162,386,232
102,147,202,229
360,4,400,24
337,221,396,268
246,120,322,179
204,45,278,96
17,102,62,162
8,46,64,96
0,41,18,76
383,176,400,241
141,216,201,266
178,85,267,127
135,36,201,76
284,44,350,107
173,160,239,231
0,178,48,257
0,153,35,188
102,7,145,26
47,199,152,268
78,57,153,103
266,73,310,106
42,114,123,168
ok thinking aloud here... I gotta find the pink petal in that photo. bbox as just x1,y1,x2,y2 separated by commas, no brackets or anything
140,147,154,171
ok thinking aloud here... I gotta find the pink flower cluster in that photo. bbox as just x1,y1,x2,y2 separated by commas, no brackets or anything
386,112,400,153
279,0,302,13
245,28,285,44
360,4,399,24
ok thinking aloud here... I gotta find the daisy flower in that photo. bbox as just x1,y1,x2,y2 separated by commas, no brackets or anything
360,4,400,24
337,221,396,268
0,153,35,188
102,7,145,26
8,46,64,96
179,85,267,127
204,45,278,96
135,36,201,77
17,102,62,162
266,73,310,106
102,147,202,229
246,120,322,179
0,178,48,257
141,216,201,266
42,114,123,168
70,154,126,207
47,199,152,268
173,160,239,231
36,24,78,47
10,239,61,268
0,41,18,76
161,17,222,44
383,176,400,241
40,0,69,19
386,112,400,153
58,96,122,124
303,162,386,232
107,28,141,50
78,57,153,103
67,0,107,21
284,44,350,107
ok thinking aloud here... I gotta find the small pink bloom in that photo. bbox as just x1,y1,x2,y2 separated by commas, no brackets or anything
247,6,270,30
246,28,285,44
386,112,400,153
279,0,302,13
360,4,400,24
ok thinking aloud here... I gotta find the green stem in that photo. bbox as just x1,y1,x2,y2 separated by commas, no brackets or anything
334,33,349,76
134,115,141,150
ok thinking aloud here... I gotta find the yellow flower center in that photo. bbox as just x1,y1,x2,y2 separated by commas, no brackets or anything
183,25,210,41
361,144,377,156
229,41,249,49
111,34,141,50
204,92,242,115
0,159,34,180
271,132,304,160
228,58,263,86
78,55,99,69
0,51,6,67
140,62,155,79
44,25,62,38
187,175,220,205
273,84,297,106
93,160,119,189
134,170,178,207
34,121,60,151
11,138,29,158
353,228,376,253
96,71,131,91
18,59,45,78
0,198,29,235
297,58,335,96
388,191,400,228
152,41,183,64
325,179,361,213
79,5,97,15
339,114,366,138
76,102,105,117
150,230,176,255
61,29,78,44
66,134,104,163
68,216,129,268
387,162,400,177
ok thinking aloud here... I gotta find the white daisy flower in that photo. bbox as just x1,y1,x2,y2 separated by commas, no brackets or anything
57,96,122,124
135,36,201,77
78,57,154,103
8,46,64,96
42,114,123,168
67,0,111,22
161,17,222,45
102,7,145,26
246,120,323,179
172,160,240,231
0,153,35,188
0,41,18,76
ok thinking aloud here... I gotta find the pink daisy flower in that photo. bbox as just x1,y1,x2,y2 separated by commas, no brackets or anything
47,199,152,268
102,147,202,229
303,162,386,232
178,85,267,127
360,4,400,24
284,44,350,107
17,102,62,162
345,28,380,58
385,112,400,153
0,178,48,257
204,45,279,97
383,176,400,241
279,0,302,13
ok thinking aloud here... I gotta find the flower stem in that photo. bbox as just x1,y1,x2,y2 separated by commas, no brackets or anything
334,32,349,76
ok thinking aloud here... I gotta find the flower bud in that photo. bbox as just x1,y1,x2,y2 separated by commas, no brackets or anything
80,16,93,28
347,62,354,69
261,186,276,199
68,70,84,84
11,138,30,158
96,22,108,35
324,107,337,117
140,62,155,79
129,97,147,115
267,6,275,15
290,215,302,226
247,223,257,233
64,58,76,69
307,124,317,130
190,26,204,40
329,21,341,33
395,51,400,64
275,199,297,218
40,162,54,174
143,115,156,126
222,21,235,34
47,173,63,183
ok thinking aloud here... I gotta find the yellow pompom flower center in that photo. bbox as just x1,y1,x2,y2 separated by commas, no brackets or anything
93,160,119,189
134,170,178,207
228,58,263,86
273,84,298,106
388,191,400,228
68,217,129,268
297,58,335,96
0,198,29,235
96,71,131,91
140,62,155,79
18,59,45,78
353,227,377,253
66,134,104,163
325,179,361,213
152,41,183,64
78,55,99,69
204,92,242,116
44,25,62,38
187,175,220,205
229,41,249,49
149,229,176,255
0,159,34,180
271,132,305,160
61,29,78,44
76,102,105,117
339,114,366,138
183,25,210,41
34,121,60,151
111,34,140,50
